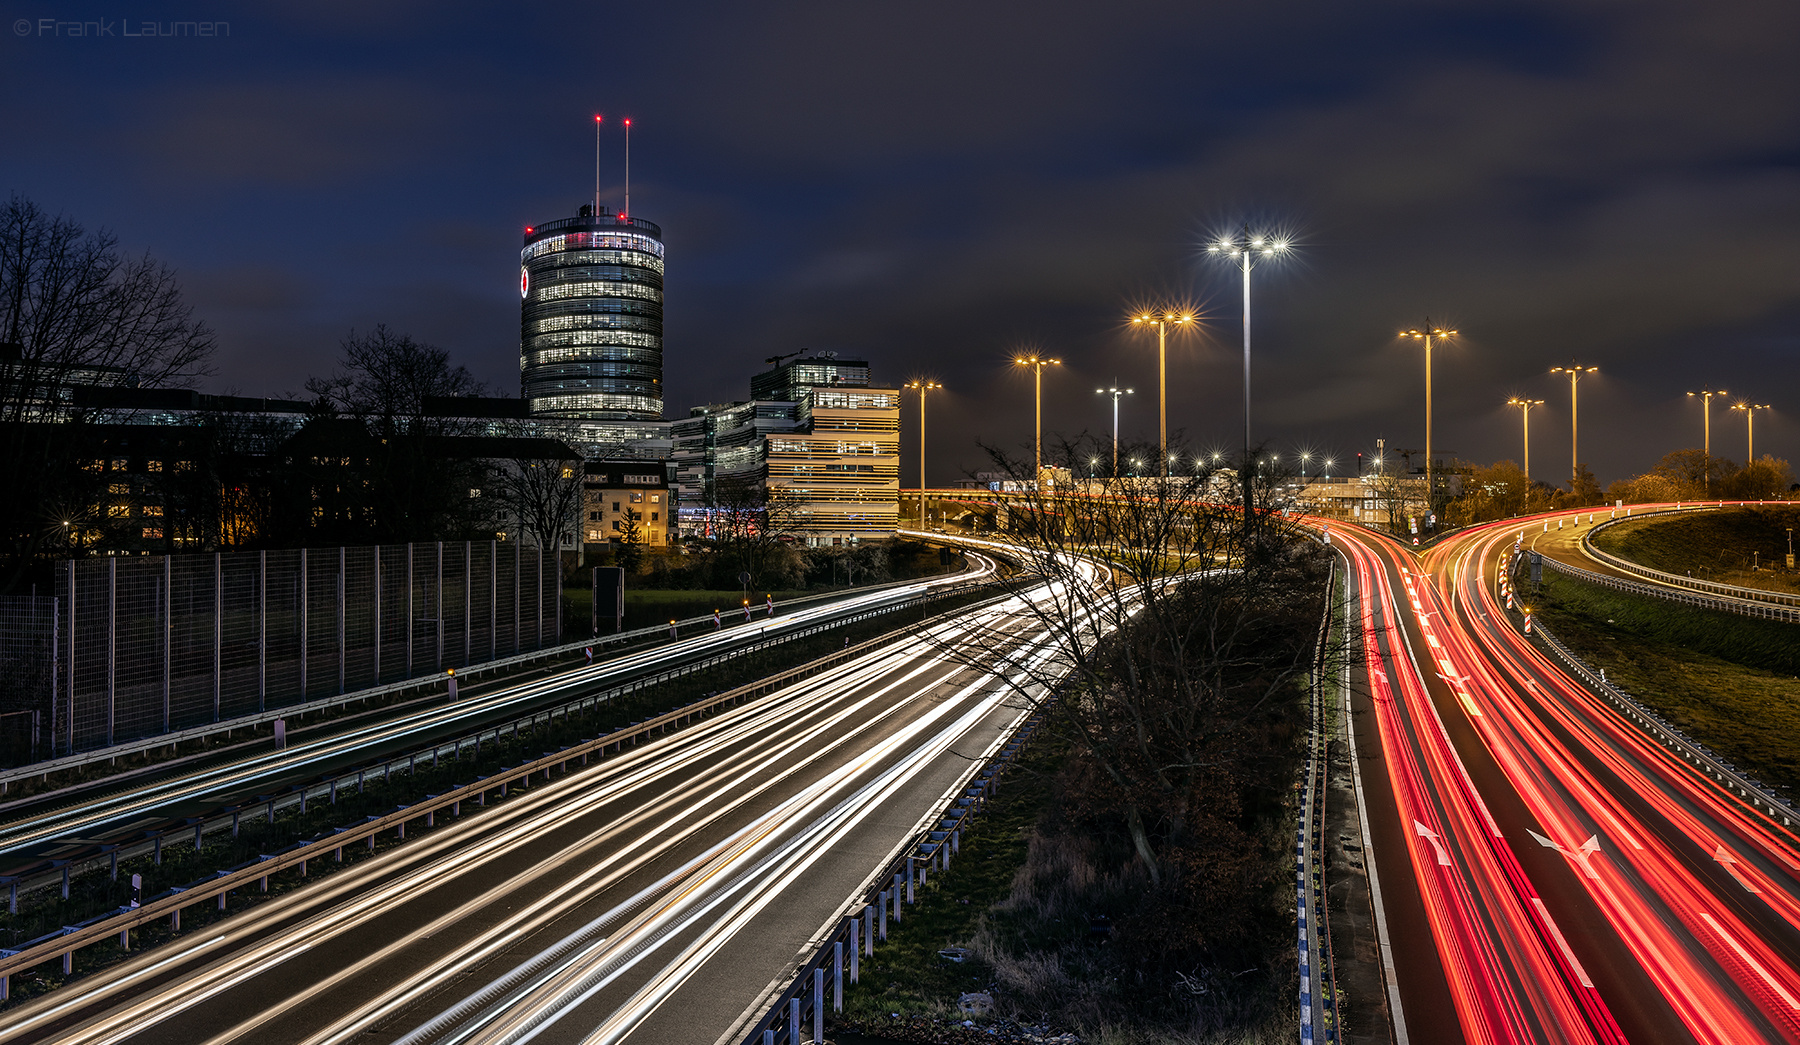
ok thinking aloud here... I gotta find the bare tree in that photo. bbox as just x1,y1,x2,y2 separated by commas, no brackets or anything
0,194,216,591
490,453,583,552
933,436,1332,888
300,325,491,542
305,324,482,432
707,475,806,592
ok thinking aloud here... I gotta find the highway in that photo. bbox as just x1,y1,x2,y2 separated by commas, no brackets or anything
0,567,1078,1045
0,562,994,881
1334,513,1800,1044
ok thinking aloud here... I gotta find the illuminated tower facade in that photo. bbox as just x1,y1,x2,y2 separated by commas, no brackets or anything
519,204,664,421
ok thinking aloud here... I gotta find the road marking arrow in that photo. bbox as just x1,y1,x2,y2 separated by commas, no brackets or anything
1715,845,1763,893
1414,821,1452,866
1529,830,1603,879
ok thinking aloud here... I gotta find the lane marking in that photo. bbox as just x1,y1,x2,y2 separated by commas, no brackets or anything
1699,910,1800,1010
1531,898,1595,989
1713,845,1762,894
1413,821,1452,866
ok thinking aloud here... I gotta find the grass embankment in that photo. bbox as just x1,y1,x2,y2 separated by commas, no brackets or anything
838,726,1296,1045
0,586,998,1005
836,736,1067,1042
1592,505,1800,595
1529,570,1800,794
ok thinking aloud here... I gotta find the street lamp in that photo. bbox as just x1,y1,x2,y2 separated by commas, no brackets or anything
1401,322,1457,511
1689,387,1729,492
1506,397,1544,486
1549,363,1598,490
903,380,942,526
1095,381,1133,476
1129,311,1192,475
1209,228,1290,461
1299,451,1312,478
1323,457,1335,479
1014,355,1060,484
1732,401,1771,464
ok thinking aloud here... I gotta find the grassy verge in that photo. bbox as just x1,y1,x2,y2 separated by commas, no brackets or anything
1529,570,1800,795
837,721,1297,1045
0,586,999,1003
836,734,1071,1043
1592,506,1800,595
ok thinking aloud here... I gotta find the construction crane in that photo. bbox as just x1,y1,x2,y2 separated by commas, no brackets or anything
764,351,801,368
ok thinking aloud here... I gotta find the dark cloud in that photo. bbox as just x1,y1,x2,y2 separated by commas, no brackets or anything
4,0,1799,486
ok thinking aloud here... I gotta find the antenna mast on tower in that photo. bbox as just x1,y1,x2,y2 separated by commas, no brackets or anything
623,117,632,218
593,114,603,215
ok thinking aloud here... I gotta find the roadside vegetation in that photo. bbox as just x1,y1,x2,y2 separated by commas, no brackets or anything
1528,570,1800,796
1591,505,1800,595
836,438,1328,1043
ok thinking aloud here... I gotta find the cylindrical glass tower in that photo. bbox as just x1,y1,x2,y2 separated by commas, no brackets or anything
520,205,664,420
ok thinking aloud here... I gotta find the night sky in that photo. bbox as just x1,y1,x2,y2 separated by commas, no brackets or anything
6,1,1798,487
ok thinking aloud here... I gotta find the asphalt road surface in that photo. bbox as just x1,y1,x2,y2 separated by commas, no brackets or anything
0,578,1065,1045
1334,512,1800,1045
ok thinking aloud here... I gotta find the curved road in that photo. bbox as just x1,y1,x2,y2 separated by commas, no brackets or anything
1335,512,1800,1044
0,571,1076,1045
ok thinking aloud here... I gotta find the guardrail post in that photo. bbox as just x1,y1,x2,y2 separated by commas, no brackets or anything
849,920,860,982
833,942,843,1011
788,997,800,1044
906,861,916,903
880,889,890,937
864,904,875,953
813,967,825,1042
119,926,128,951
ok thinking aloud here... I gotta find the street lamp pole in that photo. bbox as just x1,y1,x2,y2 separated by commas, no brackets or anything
1733,401,1771,464
1688,387,1728,492
1130,312,1191,476
904,380,941,526
1209,229,1290,464
1550,364,1598,490
1095,382,1133,476
1402,321,1457,511
1014,356,1060,484
1507,397,1544,486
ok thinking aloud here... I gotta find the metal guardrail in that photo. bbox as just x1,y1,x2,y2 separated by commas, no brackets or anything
1582,505,1800,609
1298,562,1339,1045
0,568,975,790
1537,547,1800,623
1506,554,1800,840
733,705,1050,1045
0,583,989,912
0,582,1016,999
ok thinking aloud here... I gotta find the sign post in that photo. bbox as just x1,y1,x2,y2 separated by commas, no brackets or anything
593,567,625,634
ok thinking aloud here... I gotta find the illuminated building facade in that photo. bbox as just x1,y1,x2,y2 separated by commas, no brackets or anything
519,204,665,422
675,355,898,544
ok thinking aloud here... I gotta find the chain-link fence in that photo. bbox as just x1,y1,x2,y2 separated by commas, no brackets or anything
49,542,560,755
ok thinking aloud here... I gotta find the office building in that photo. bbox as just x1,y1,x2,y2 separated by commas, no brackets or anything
583,461,672,548
519,204,665,423
676,355,898,544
